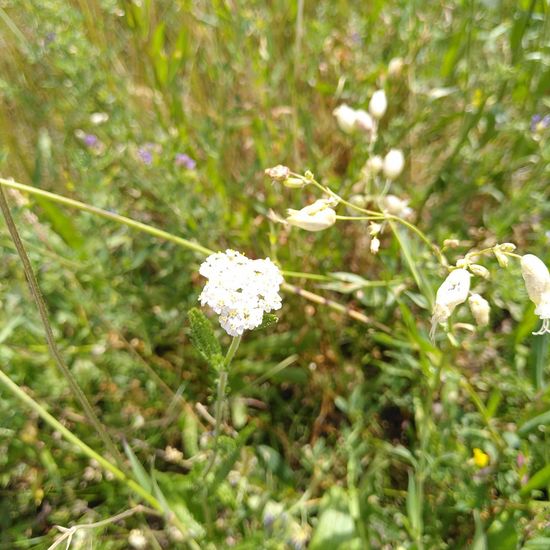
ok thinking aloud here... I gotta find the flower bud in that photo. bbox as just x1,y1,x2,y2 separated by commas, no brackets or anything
283,176,307,189
383,149,405,179
370,237,380,254
286,199,337,232
366,155,383,175
333,104,357,134
369,89,388,119
469,264,490,279
388,57,405,78
265,165,290,181
493,249,509,268
443,239,460,248
499,242,516,252
381,194,413,219
431,268,471,338
468,294,490,327
521,254,550,335
354,109,375,134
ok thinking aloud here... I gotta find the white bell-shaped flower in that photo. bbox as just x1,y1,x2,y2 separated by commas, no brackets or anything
286,199,337,232
431,268,471,338
333,104,357,134
369,90,388,119
521,254,550,335
383,149,405,179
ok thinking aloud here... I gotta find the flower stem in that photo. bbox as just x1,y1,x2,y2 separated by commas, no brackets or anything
204,335,241,476
0,185,124,467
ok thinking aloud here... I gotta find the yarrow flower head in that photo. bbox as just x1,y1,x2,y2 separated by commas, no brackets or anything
521,254,550,335
199,250,284,337
431,268,471,339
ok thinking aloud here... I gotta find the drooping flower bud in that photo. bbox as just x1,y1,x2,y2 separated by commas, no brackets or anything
370,237,380,254
369,90,388,119
521,254,550,335
383,149,405,179
469,264,490,279
468,294,490,327
333,104,357,134
366,155,383,175
431,268,471,339
381,194,413,219
265,165,290,181
286,199,337,232
354,109,375,134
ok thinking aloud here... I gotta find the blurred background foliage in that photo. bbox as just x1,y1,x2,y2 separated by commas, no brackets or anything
0,0,549,548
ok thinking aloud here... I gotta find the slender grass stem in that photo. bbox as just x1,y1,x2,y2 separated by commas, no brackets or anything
0,185,124,467
0,178,373,326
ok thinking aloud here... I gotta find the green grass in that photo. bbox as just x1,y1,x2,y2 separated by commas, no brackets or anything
0,0,549,548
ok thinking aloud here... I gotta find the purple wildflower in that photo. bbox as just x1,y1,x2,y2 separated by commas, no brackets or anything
175,153,196,170
83,134,99,147
138,147,153,165
531,114,550,133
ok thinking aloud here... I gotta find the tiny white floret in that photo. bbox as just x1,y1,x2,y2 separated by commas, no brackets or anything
199,250,284,336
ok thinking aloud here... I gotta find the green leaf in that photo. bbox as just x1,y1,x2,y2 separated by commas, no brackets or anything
309,509,356,550
519,409,550,436
188,308,222,368
520,463,550,496
123,440,152,493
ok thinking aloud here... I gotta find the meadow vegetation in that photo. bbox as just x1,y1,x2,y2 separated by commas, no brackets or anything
0,1,549,548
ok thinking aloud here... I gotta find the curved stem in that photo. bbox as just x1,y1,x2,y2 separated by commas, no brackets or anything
0,185,124,467
0,178,371,325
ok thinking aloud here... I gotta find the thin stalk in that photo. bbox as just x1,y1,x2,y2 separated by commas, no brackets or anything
0,178,212,256
204,335,241,476
0,186,124,467
0,178,373,326
0,367,200,548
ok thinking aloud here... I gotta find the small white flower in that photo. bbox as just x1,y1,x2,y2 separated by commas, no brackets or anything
365,155,383,175
286,199,337,231
468,294,490,327
199,250,283,337
469,264,490,279
381,194,413,219
521,254,550,335
388,57,405,77
90,112,109,125
383,149,405,179
369,90,388,119
333,104,357,134
431,268,471,338
354,109,375,134
128,529,148,550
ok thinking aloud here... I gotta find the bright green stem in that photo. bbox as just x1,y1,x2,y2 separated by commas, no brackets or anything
0,185,124,467
0,178,213,256
0,367,200,548
205,335,242,476
0,178,372,325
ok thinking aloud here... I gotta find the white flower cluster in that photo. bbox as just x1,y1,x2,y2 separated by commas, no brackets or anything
199,250,284,336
